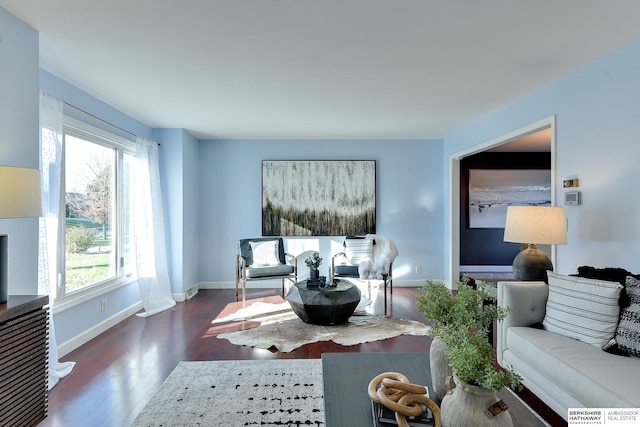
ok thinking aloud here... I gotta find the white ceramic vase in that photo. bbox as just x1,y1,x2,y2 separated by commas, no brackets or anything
429,337,452,400
440,375,513,427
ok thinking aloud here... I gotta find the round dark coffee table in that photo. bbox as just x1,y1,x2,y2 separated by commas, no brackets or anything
285,280,361,325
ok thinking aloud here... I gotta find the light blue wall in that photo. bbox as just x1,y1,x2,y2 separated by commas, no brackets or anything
0,8,40,294
445,37,640,275
182,131,200,289
197,139,445,284
154,128,200,294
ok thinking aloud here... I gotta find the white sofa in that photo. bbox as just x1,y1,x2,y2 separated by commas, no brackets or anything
497,280,640,421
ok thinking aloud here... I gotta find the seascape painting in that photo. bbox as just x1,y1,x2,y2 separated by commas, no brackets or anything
468,169,551,228
262,160,376,236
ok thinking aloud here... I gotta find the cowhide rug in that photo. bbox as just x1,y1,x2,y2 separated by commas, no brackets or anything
215,300,430,353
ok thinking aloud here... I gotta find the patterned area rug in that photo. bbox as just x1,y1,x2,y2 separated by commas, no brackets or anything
132,359,324,427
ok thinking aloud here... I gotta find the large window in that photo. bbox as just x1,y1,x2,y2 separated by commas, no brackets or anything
57,118,136,301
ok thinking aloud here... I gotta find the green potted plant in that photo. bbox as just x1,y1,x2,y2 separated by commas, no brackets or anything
304,252,323,280
416,278,522,426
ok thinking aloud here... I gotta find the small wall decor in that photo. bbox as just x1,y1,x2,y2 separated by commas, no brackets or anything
262,160,376,236
468,169,551,228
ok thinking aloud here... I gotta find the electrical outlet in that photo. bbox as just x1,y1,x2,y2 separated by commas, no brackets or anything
101,299,107,312
415,265,422,274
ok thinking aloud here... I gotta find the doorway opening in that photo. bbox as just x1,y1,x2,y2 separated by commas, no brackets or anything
447,116,556,287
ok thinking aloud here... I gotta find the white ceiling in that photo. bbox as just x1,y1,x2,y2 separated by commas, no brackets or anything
3,1,640,140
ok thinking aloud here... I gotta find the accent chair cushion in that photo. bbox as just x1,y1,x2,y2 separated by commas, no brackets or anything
246,264,294,279
334,265,359,277
612,276,640,357
543,271,623,348
344,237,373,265
249,240,282,267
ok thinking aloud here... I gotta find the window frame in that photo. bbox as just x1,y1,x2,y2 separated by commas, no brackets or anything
52,116,137,314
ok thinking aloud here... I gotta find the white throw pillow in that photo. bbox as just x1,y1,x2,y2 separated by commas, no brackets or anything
345,238,373,265
543,271,623,348
249,240,282,267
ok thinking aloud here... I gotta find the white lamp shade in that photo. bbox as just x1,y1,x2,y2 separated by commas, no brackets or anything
0,166,42,218
503,205,567,245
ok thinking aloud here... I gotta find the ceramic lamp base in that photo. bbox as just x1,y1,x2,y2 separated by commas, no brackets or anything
512,244,553,282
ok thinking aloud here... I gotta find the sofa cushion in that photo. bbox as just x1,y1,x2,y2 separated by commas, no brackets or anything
543,272,622,348
249,240,282,267
612,276,640,357
505,326,640,409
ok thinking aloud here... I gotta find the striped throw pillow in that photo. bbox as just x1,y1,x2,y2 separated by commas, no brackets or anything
345,238,373,265
613,276,640,357
543,271,623,348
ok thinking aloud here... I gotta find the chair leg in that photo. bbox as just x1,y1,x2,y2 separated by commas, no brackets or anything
242,279,246,303
382,274,389,314
235,258,240,298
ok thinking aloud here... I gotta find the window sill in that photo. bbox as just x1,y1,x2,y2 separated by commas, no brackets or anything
51,276,137,315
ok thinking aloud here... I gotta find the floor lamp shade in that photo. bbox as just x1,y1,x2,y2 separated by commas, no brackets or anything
503,206,567,282
0,166,42,304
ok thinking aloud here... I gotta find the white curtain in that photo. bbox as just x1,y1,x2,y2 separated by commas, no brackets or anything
134,137,176,317
38,91,75,390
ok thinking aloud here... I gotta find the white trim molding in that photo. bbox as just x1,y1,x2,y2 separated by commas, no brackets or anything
56,301,143,357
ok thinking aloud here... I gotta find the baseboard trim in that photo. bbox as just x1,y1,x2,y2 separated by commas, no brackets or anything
185,284,199,300
57,301,143,357
172,284,199,302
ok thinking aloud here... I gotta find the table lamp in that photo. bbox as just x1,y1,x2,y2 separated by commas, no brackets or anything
503,205,567,282
0,166,42,304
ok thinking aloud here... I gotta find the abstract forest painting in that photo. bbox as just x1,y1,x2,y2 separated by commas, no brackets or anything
468,169,551,228
262,160,376,236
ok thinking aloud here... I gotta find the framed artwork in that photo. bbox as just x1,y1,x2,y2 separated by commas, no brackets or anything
468,169,551,228
262,160,376,236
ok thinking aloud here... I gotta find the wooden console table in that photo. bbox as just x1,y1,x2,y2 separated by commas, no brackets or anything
0,295,49,427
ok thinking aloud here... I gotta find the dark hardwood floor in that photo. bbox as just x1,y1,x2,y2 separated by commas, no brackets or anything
39,286,566,427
